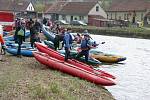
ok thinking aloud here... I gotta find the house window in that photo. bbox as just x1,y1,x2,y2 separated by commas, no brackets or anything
115,13,117,20
71,16,73,21
79,16,84,20
127,14,129,20
62,15,66,20
74,17,77,20
124,13,126,20
96,6,99,12
141,13,143,20
110,13,112,19
119,16,121,20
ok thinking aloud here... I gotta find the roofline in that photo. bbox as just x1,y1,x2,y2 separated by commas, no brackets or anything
106,10,147,12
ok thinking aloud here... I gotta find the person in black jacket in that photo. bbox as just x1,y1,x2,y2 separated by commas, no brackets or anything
30,22,41,48
76,33,92,62
16,23,25,57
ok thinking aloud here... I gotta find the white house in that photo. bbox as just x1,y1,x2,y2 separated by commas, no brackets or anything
45,1,107,26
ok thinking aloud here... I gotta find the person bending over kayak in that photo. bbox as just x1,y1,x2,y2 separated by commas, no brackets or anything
76,33,93,62
63,28,73,61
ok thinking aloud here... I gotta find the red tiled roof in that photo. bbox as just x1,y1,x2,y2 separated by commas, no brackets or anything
0,0,30,12
0,1,13,11
44,4,53,12
46,2,97,15
13,1,30,11
45,2,67,13
108,0,150,12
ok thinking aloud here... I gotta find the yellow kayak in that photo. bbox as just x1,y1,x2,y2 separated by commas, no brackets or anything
90,50,126,63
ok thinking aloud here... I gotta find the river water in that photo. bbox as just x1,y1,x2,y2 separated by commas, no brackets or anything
91,35,150,100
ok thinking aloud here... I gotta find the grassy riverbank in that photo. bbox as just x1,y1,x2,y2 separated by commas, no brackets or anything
0,54,115,100
64,25,150,39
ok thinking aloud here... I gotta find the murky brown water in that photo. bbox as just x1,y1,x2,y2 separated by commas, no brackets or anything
91,35,150,100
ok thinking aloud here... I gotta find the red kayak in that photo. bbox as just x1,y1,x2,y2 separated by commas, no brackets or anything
33,51,116,86
35,42,116,79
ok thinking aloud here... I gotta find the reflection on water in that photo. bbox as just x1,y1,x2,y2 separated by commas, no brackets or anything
91,35,150,100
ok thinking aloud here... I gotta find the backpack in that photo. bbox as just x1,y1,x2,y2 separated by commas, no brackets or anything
63,33,73,45
69,34,73,44
17,28,24,36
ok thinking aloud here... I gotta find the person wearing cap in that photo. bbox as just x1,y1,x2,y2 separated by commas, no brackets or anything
82,30,89,35
63,28,73,61
76,33,92,62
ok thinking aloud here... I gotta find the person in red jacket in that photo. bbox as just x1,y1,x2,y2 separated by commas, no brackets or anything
0,25,5,61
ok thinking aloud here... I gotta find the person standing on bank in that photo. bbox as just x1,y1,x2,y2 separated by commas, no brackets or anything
16,21,25,57
30,22,41,48
63,28,73,61
14,18,21,43
53,24,61,50
0,25,5,61
76,33,92,62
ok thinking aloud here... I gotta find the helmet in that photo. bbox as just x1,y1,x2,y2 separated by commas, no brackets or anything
84,30,88,33
83,33,89,36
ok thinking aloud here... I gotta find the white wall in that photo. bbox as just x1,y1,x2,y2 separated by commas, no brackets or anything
26,2,35,11
44,14,51,19
88,3,107,18
107,11,146,22
59,15,88,23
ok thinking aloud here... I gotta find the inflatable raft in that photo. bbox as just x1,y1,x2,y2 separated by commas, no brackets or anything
35,42,116,79
33,51,116,86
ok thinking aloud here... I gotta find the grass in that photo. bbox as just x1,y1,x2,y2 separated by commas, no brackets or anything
0,54,115,100
63,25,150,39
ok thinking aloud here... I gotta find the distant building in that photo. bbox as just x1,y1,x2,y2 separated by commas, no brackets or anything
0,0,36,18
56,0,99,2
45,1,107,27
106,0,150,25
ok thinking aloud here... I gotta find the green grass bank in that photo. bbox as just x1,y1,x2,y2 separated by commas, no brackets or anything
0,54,115,100
64,25,150,39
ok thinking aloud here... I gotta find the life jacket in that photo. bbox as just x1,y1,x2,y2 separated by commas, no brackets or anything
64,33,72,44
17,28,25,36
81,39,90,50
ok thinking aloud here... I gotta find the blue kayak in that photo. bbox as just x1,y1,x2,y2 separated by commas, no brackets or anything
6,47,36,57
42,25,55,42
5,41,31,48
4,31,30,41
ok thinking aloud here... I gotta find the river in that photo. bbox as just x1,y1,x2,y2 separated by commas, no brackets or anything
91,35,150,100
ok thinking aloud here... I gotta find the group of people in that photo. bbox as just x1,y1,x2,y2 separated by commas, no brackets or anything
0,16,96,63
14,18,42,57
41,18,95,62
61,28,94,62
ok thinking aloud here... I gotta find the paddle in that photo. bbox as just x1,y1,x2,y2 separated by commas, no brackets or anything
89,35,105,45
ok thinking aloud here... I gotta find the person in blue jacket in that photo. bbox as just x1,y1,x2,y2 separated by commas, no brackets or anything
63,28,73,61
76,33,92,62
